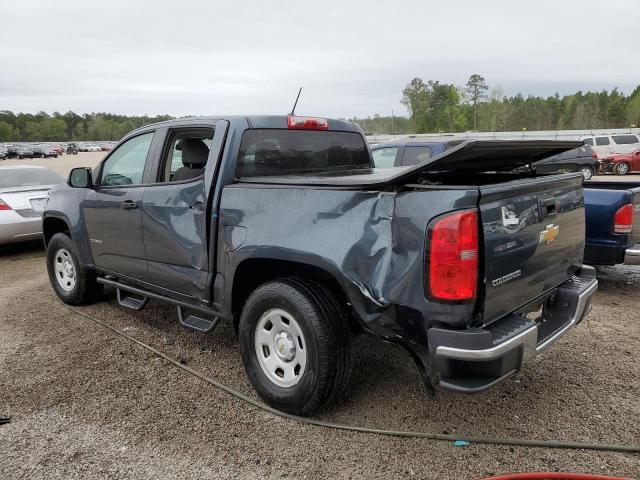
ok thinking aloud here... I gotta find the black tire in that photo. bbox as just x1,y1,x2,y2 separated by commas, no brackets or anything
46,232,103,305
579,166,594,180
615,162,630,175
238,278,352,416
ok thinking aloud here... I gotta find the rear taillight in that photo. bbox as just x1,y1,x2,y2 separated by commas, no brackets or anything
287,115,329,130
613,203,633,234
592,152,598,159
0,198,11,211
428,210,478,301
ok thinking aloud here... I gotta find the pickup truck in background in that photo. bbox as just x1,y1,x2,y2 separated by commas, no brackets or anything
43,116,598,415
583,181,640,266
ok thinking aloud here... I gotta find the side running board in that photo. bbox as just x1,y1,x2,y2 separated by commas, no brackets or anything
177,306,221,333
117,288,149,311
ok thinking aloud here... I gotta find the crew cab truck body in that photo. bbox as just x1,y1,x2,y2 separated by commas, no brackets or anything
583,181,640,265
43,116,598,415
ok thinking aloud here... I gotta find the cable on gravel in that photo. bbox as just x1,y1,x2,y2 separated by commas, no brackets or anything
64,305,640,455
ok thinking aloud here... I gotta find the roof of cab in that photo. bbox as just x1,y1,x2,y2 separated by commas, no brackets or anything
127,115,361,136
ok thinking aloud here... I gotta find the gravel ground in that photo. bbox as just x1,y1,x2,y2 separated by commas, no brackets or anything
0,242,638,479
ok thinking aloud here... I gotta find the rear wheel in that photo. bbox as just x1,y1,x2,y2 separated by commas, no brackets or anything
47,233,103,305
615,162,630,175
238,278,352,415
579,166,594,180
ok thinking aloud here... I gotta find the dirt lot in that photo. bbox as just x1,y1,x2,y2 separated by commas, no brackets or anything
0,242,638,479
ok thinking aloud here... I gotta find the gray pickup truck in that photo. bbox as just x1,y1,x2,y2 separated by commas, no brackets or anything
43,115,598,415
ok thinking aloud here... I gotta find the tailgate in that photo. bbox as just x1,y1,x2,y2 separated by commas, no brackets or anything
479,174,585,324
630,188,640,243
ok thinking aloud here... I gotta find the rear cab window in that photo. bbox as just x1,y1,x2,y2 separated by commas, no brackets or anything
236,130,371,177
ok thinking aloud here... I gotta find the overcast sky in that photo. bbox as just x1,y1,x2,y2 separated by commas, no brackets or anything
1,0,638,118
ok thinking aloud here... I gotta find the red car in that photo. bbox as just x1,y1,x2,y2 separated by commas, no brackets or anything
601,147,640,175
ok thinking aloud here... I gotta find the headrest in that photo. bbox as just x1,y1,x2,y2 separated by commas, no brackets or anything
182,138,209,167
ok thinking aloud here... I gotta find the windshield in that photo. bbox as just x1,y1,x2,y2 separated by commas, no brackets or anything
236,129,371,177
0,168,64,189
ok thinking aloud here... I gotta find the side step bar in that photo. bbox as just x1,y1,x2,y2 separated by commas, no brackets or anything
96,277,229,331
117,288,148,311
177,306,221,333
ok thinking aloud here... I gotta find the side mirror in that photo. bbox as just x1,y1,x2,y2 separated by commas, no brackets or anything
68,167,93,188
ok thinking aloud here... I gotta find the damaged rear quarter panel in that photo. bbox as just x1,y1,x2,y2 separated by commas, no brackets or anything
218,183,479,349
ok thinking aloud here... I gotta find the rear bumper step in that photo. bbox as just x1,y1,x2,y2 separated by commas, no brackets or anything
428,265,598,393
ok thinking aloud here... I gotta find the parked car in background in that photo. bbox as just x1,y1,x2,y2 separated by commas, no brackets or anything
599,147,640,175
32,146,59,158
51,145,65,156
533,145,600,180
0,148,7,160
66,143,79,155
14,146,35,159
583,181,640,265
581,134,639,156
370,137,464,167
0,165,65,245
86,144,102,152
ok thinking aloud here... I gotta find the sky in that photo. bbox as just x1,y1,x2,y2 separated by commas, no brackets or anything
1,0,639,119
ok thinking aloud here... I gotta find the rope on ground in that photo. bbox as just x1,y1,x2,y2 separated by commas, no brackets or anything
64,304,640,455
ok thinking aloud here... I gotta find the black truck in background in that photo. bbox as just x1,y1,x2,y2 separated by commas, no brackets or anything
43,115,598,415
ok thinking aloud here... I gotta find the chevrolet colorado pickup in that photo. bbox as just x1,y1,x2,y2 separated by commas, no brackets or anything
43,115,598,415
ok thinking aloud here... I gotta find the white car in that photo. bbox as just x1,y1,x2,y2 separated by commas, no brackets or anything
86,144,102,152
0,165,65,245
581,134,639,156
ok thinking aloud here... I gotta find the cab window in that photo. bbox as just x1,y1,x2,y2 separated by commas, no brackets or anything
402,146,433,166
159,129,214,183
595,137,610,146
371,147,398,168
583,138,593,146
100,132,154,186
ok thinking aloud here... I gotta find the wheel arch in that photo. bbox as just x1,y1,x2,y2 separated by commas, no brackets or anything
230,257,354,335
43,214,72,246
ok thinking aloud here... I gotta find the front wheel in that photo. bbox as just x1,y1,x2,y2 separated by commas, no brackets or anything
239,278,352,416
579,166,594,180
47,233,103,305
615,162,630,175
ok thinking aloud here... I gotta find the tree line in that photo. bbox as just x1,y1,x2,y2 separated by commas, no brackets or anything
0,111,172,142
2,77,640,142
351,75,640,135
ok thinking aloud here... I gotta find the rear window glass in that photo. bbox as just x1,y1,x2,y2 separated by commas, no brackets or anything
402,146,433,166
583,138,593,146
236,130,371,177
612,135,639,145
0,168,64,188
595,137,610,146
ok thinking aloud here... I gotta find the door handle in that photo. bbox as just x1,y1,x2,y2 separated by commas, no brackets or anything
120,200,138,210
189,202,204,212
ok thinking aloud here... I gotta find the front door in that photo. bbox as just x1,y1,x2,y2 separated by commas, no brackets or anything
83,131,156,281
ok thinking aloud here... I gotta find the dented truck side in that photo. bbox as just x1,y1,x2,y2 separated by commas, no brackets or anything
43,115,598,414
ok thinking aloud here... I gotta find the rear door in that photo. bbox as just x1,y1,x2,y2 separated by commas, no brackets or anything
141,121,227,301
83,130,157,281
479,174,585,324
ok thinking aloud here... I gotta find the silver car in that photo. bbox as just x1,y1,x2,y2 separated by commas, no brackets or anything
0,165,65,245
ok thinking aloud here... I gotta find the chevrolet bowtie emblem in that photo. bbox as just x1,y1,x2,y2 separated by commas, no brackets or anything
539,224,559,244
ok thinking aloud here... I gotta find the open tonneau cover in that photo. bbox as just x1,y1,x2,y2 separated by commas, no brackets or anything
238,140,584,187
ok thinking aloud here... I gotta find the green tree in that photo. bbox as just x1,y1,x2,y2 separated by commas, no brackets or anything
465,74,488,129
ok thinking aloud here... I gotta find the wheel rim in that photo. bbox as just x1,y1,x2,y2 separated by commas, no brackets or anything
53,248,76,292
618,163,629,174
580,167,593,180
254,308,307,388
